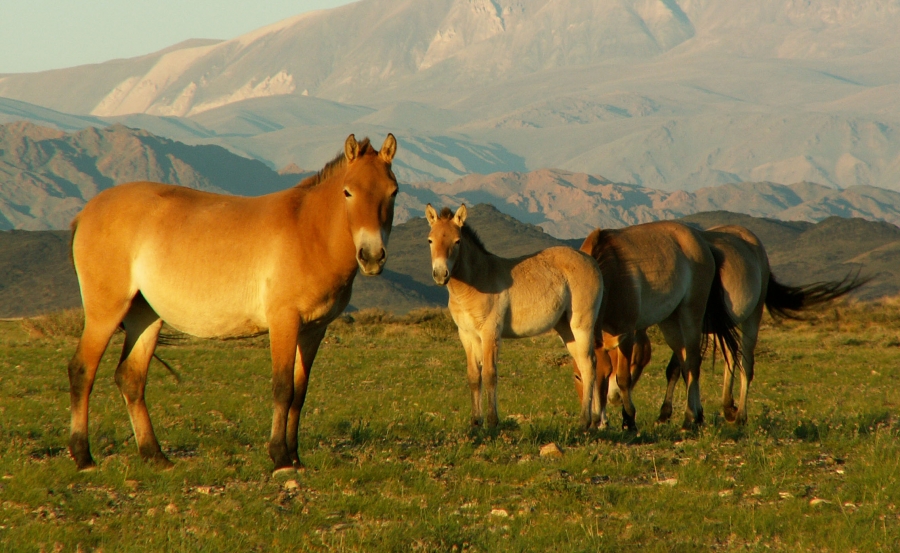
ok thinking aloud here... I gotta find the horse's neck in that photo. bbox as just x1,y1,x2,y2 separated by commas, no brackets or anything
450,236,497,290
297,175,357,277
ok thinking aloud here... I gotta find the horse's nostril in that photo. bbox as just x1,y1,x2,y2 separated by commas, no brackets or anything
377,248,386,262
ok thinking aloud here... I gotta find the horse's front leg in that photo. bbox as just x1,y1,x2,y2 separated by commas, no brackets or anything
267,311,301,474
285,326,327,468
614,339,638,432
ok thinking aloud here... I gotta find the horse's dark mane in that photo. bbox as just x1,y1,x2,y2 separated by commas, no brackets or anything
297,137,373,188
437,207,488,253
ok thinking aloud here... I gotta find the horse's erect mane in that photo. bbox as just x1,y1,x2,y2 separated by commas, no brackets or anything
297,137,373,188
437,207,488,253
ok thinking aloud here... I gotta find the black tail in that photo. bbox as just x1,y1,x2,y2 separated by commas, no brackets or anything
765,270,869,320
703,270,742,368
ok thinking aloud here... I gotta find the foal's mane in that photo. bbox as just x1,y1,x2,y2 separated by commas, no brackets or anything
297,137,373,188
437,207,488,253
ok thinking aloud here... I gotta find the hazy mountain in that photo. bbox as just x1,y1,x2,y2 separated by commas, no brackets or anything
2,205,894,318
0,0,898,188
6,121,900,237
0,122,304,230
400,170,900,238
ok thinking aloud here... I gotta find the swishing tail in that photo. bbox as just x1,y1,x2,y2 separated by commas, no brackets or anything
765,270,869,320
703,271,742,368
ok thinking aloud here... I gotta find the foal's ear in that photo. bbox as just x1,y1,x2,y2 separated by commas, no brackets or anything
344,134,360,162
425,204,438,226
454,204,467,227
379,133,397,163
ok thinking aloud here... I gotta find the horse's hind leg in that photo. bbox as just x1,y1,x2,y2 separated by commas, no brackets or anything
733,318,760,425
557,319,596,430
115,295,170,467
69,317,124,470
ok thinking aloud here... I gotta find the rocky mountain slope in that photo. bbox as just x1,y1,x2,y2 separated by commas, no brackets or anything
0,121,305,229
1,0,898,189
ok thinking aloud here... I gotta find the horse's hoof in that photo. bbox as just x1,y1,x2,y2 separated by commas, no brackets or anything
657,404,673,423
76,462,98,472
149,457,175,471
272,466,297,478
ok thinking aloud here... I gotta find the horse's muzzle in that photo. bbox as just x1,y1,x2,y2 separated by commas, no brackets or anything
358,247,386,276
432,268,450,286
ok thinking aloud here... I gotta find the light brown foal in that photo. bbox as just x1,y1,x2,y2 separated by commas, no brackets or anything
426,204,604,430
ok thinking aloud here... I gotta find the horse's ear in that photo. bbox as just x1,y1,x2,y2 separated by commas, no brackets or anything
379,133,397,163
454,204,467,227
425,204,438,226
344,134,360,162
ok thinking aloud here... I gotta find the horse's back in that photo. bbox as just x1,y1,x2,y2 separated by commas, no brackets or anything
503,246,602,337
583,222,715,330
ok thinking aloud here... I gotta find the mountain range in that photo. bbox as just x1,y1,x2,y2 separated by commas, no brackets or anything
1,0,899,190
5,121,900,240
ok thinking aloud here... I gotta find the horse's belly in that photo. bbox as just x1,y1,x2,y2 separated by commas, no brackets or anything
134,260,268,338
504,296,566,338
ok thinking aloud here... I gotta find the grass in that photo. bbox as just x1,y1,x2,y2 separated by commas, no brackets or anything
1,305,899,551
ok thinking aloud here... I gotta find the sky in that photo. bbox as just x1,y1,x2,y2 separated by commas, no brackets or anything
0,0,357,74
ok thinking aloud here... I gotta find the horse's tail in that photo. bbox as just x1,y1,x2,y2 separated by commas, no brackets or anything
69,214,80,266
703,270,742,368
765,271,869,320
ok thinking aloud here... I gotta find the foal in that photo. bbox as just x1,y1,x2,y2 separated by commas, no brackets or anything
426,204,604,429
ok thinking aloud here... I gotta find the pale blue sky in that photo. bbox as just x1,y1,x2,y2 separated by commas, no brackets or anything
0,0,357,74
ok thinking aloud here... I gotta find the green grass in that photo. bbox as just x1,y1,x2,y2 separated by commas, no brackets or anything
1,305,899,551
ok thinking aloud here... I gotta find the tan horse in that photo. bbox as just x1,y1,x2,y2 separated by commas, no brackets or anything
659,225,866,424
68,134,398,473
575,221,739,430
426,204,604,430
603,225,865,425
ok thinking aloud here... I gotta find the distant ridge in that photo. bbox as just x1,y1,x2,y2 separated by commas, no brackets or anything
2,205,894,318
0,121,299,230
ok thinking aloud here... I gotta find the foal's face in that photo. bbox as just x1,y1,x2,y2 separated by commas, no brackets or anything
425,204,466,286
342,134,399,276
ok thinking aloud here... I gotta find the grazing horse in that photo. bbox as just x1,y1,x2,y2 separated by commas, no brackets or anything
575,221,739,430
660,225,866,424
598,225,866,425
426,204,604,430
67,133,398,473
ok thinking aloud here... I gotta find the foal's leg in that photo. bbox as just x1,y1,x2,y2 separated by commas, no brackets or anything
285,326,327,468
614,338,638,431
459,330,483,427
68,302,131,470
481,330,501,428
267,311,301,473
658,352,682,423
556,319,596,430
115,296,169,467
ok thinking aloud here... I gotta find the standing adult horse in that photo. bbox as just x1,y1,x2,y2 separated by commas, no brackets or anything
426,204,604,430
601,225,865,425
660,225,866,424
575,221,739,430
68,134,398,473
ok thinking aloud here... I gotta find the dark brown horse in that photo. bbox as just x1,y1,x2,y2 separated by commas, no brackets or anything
68,134,398,473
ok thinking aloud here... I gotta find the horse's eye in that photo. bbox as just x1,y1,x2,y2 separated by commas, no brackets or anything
343,189,352,198
454,239,461,245
390,189,398,198
428,239,433,244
